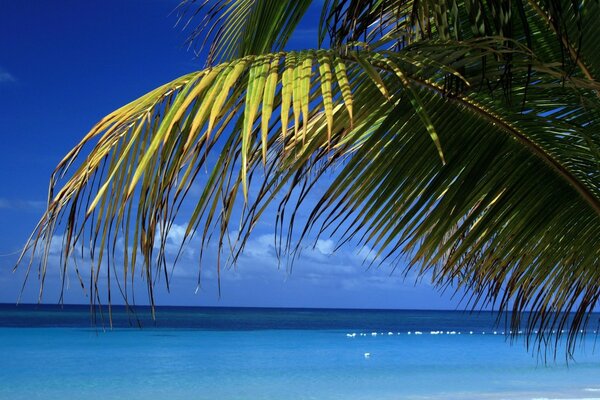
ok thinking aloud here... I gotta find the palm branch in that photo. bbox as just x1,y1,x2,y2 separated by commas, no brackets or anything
16,0,600,356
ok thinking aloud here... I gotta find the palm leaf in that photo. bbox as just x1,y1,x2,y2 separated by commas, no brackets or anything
16,32,600,357
320,0,600,100
178,0,314,65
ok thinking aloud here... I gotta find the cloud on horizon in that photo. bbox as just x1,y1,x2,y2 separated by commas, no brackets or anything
27,223,409,287
9,218,454,309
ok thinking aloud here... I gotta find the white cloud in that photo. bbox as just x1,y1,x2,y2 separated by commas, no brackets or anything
17,218,416,306
0,198,45,211
243,233,276,258
314,239,335,255
212,230,410,294
0,68,16,84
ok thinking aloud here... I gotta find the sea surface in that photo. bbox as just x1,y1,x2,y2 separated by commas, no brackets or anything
1,304,600,400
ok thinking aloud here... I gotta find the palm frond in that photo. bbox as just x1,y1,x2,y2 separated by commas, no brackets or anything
17,37,600,356
320,0,600,95
177,0,313,65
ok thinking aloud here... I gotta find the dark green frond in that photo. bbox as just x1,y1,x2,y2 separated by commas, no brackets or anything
320,0,600,96
17,32,600,357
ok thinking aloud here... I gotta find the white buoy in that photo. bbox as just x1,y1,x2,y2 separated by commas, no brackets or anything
364,352,371,358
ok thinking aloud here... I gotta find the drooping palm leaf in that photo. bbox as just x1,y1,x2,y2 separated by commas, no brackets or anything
16,0,600,357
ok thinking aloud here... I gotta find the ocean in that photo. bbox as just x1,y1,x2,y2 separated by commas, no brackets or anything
1,304,599,400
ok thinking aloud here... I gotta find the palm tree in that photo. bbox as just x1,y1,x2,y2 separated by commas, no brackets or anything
17,0,600,355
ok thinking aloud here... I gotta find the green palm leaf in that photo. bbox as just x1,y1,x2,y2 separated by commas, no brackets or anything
16,0,600,357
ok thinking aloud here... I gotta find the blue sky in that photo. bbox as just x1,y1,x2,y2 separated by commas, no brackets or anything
0,1,465,309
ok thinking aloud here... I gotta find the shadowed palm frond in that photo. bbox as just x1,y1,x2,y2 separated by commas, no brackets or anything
16,0,600,357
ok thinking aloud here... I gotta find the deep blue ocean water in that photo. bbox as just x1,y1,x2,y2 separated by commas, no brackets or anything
1,304,600,400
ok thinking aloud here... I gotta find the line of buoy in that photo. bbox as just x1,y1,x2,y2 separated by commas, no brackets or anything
345,329,598,337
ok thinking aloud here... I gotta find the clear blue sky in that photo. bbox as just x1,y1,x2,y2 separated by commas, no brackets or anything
0,0,465,309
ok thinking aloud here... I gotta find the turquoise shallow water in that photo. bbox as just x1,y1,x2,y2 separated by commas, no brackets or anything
1,305,600,400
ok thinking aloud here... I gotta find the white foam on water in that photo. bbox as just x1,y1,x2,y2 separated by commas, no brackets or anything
584,388,600,392
341,328,600,339
532,398,600,400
